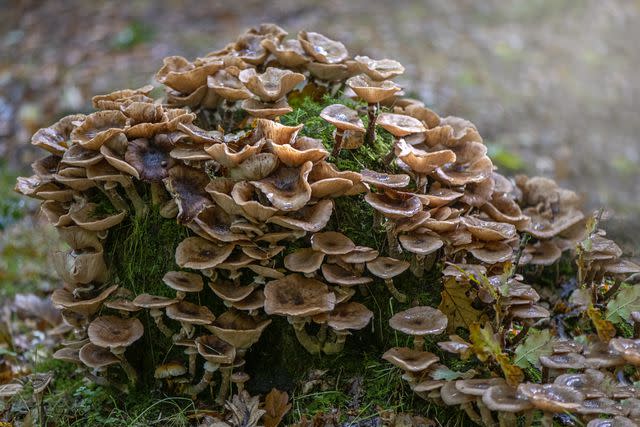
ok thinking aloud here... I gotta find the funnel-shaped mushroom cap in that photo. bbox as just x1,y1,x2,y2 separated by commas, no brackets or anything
284,248,325,274
461,216,517,242
255,118,303,145
104,299,141,313
69,203,127,231
311,231,356,255
209,281,256,303
163,271,204,293
230,288,266,311
264,274,336,316
124,137,175,182
166,301,215,325
205,137,266,169
389,306,448,336
361,169,410,189
482,385,533,412
205,178,243,216
79,343,120,369
175,236,234,270
539,353,586,370
517,384,584,412
229,153,279,182
382,347,439,372
321,263,373,286
209,310,272,349
399,233,443,256
60,145,102,168
91,85,154,110
325,302,373,331
339,246,379,264
267,199,334,232
206,69,252,101
319,104,365,133
53,347,82,364
354,56,405,80
298,31,348,64
346,75,401,104
270,141,328,168
51,285,118,316
395,140,457,175
364,189,422,219
164,165,212,223
522,240,562,266
238,67,305,102
87,316,143,348
306,62,353,82
32,114,86,155
241,98,293,119
367,257,410,279
455,378,507,396
231,181,279,222
434,155,494,186
52,247,108,286
155,56,222,93
510,304,550,320
262,38,309,67
524,208,586,240
71,111,127,150
377,113,426,137
251,161,313,211
132,294,178,309
195,335,236,364
469,242,513,264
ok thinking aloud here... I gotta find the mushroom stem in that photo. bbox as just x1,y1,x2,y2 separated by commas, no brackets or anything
317,323,328,345
523,410,534,427
122,181,148,217
331,130,344,157
497,412,516,427
635,320,640,339
364,103,378,146
540,412,553,427
216,366,233,405
291,319,322,354
460,402,483,425
384,278,407,303
98,184,129,212
187,352,197,378
150,309,173,337
476,399,494,426
410,255,425,278
322,330,348,355
150,182,165,206
413,335,425,351
112,347,138,384
188,362,218,396
386,227,401,258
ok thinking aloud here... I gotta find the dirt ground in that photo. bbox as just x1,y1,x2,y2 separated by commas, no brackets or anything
1,0,638,250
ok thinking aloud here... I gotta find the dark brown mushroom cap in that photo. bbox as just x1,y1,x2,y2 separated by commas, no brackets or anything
166,301,215,325
310,231,356,255
354,55,405,80
376,113,427,137
361,169,410,189
482,385,533,412
163,165,212,223
132,294,178,309
264,274,336,317
284,248,325,274
87,316,144,348
238,67,305,102
124,137,175,182
399,233,443,256
79,343,120,369
195,335,236,364
175,237,234,270
321,263,373,286
382,347,439,372
367,257,410,279
346,74,401,104
319,104,365,133
364,189,422,219
162,271,204,293
325,302,373,331
584,342,626,368
298,31,348,64
389,306,448,336
517,384,585,412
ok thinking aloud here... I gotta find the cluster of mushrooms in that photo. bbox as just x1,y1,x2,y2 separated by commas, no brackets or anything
14,23,640,424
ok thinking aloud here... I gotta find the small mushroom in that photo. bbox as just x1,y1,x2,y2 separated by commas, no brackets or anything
162,271,204,300
319,104,365,156
166,301,215,340
389,306,448,349
367,257,410,302
320,302,373,354
132,294,178,337
517,384,585,427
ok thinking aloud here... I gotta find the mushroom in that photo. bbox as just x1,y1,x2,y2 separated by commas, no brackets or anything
482,385,533,427
87,316,144,383
298,31,348,64
162,271,204,300
206,310,271,356
439,381,483,425
389,306,448,349
354,56,405,81
165,301,215,340
78,342,121,387
31,114,86,155
367,256,410,302
238,67,305,103
517,384,585,427
189,335,236,396
175,237,234,270
284,248,325,275
320,302,373,354
154,361,187,382
132,294,178,337
311,231,356,255
319,104,365,156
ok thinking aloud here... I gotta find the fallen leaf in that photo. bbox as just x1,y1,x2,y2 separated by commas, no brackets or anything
513,329,553,369
225,390,265,427
262,388,292,427
470,322,523,386
606,284,640,324
588,305,616,342
438,278,486,333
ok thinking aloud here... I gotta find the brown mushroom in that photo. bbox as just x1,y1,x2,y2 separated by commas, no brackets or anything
367,256,410,302
319,104,365,156
389,306,448,349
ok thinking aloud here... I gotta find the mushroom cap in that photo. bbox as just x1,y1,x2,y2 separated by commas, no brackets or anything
79,343,120,369
321,263,373,286
539,353,586,370
238,67,305,102
461,216,517,242
154,362,187,379
251,161,313,211
510,304,550,320
195,335,236,364
264,274,336,317
53,346,82,364
455,378,507,396
175,237,234,270
354,55,405,80
399,233,443,256
298,31,348,64
208,280,257,303
241,98,293,119
376,113,426,137
104,299,142,313
166,301,215,325
339,246,379,264
346,75,401,104
284,248,325,274
360,169,410,189
70,111,127,150
132,294,178,309
517,384,584,412
382,347,439,372
311,231,356,255
162,271,204,293
51,284,116,316
69,203,127,232
586,417,637,427
261,38,310,67
31,114,86,155
364,189,422,219
124,137,175,182
482,385,533,412
367,257,410,279
319,104,365,133
267,199,334,233
389,306,448,336
209,310,271,349
609,338,640,365
87,316,143,349
469,242,513,264
324,302,373,331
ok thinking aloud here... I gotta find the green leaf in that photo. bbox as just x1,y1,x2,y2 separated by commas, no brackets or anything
431,366,477,381
513,329,553,369
606,284,640,324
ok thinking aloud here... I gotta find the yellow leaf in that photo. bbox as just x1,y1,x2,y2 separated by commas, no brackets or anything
439,278,487,333
262,388,292,427
469,322,502,362
496,353,524,387
587,305,616,342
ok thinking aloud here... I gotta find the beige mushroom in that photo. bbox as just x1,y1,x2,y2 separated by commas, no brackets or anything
162,271,204,300
367,256,410,302
389,306,448,349
319,104,365,156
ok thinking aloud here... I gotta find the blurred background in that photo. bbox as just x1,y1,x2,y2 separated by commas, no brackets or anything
0,0,638,295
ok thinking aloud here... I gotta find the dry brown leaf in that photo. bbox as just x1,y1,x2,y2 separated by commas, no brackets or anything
438,277,486,333
262,388,292,427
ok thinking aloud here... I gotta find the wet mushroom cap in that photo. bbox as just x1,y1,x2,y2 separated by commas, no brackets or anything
325,302,373,331
162,271,204,293
195,335,236,364
482,385,533,412
79,343,120,369
382,347,439,372
264,274,336,316
132,294,179,309
154,362,187,379
87,316,144,348
517,384,585,412
319,104,365,133
376,113,426,137
311,231,356,255
389,306,448,336
166,301,215,325
367,257,410,279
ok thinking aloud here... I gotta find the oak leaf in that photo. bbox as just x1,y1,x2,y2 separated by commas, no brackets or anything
262,388,292,427
606,284,640,325
513,329,553,369
438,278,486,333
